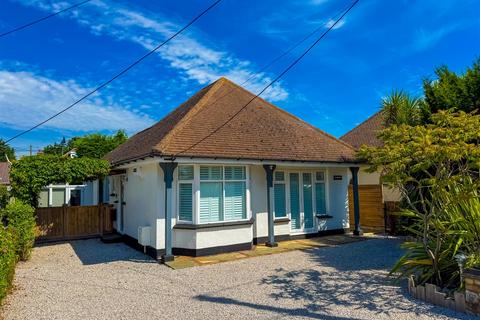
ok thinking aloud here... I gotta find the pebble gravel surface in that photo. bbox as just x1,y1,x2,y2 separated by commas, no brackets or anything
1,238,475,320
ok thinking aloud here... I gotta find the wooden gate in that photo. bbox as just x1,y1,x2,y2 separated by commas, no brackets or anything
36,204,114,243
348,184,384,233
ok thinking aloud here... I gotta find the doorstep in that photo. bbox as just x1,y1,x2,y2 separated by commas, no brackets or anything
165,234,369,270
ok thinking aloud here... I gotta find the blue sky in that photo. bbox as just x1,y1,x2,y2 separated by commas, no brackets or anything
1,0,479,155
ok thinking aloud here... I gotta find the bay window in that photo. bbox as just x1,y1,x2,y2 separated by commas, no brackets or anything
177,165,248,223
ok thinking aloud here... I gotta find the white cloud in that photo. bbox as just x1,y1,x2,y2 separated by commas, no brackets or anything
0,70,155,133
13,0,289,101
325,18,346,30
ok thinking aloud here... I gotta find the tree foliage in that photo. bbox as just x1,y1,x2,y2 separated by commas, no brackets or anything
359,111,480,289
0,139,15,161
71,130,127,159
0,185,9,209
424,59,480,115
380,59,480,126
381,90,424,126
9,155,110,207
42,130,127,158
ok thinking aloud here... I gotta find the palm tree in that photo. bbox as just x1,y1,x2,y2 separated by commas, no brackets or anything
381,91,423,126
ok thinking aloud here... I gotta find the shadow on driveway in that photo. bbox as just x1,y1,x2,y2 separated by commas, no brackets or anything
194,239,471,319
38,238,157,265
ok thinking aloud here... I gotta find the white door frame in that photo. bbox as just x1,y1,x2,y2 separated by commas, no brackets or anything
288,170,316,234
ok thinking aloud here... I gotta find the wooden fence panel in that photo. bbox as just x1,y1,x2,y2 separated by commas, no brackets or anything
36,207,65,241
348,184,384,232
36,204,113,242
64,206,101,238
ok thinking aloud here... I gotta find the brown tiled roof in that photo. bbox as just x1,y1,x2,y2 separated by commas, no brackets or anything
0,162,10,185
105,77,357,165
341,111,385,149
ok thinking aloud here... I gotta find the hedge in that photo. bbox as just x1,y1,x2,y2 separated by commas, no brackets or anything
0,227,18,303
2,201,36,261
0,200,36,305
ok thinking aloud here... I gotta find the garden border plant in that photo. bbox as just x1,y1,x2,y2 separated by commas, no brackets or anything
359,110,480,292
0,200,36,305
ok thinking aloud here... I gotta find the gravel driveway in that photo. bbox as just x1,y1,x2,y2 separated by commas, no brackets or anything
1,237,473,320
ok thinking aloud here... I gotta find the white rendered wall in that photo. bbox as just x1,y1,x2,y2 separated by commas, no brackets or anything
121,163,162,249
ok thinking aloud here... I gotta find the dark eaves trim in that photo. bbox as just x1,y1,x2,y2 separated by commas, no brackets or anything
110,152,363,168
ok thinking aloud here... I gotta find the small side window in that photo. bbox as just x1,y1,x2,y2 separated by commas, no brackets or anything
178,165,194,180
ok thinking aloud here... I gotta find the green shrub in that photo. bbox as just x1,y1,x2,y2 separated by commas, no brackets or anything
0,226,18,304
0,185,9,208
2,201,36,261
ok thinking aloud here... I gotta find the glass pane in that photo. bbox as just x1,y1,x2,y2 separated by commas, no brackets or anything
51,188,65,207
315,183,326,215
179,183,193,221
224,182,246,221
200,166,223,180
289,173,300,229
303,173,314,229
274,184,286,218
224,166,246,180
178,165,194,180
199,182,223,222
69,189,82,206
38,189,49,208
274,171,284,181
316,171,325,181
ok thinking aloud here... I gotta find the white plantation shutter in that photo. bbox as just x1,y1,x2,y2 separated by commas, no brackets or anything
178,183,193,221
224,181,246,220
200,166,222,180
178,165,194,180
224,166,246,180
274,183,286,218
199,182,223,222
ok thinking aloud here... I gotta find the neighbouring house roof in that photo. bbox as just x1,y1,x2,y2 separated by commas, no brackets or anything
105,77,357,166
0,162,10,185
340,111,386,150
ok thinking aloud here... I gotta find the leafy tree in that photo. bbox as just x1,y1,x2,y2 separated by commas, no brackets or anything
42,130,127,159
0,139,15,161
381,91,424,126
9,155,110,207
42,136,72,156
71,130,127,159
359,111,480,289
424,59,480,115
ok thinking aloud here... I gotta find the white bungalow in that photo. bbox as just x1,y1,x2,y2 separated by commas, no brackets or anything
105,77,362,262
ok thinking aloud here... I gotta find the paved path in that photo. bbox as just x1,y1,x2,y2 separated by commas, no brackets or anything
1,238,474,320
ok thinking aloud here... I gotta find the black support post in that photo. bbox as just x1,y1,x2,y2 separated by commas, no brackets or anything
350,167,363,236
160,162,178,262
263,164,277,247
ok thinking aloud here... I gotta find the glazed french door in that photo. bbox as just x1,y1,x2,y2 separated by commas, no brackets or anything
289,172,315,232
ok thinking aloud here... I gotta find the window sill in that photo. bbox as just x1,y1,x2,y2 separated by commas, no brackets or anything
316,214,333,219
174,218,254,230
274,217,290,224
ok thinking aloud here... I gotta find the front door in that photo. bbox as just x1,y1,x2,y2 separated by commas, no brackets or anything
289,172,315,233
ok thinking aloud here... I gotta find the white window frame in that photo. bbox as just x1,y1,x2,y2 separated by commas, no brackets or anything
44,183,86,207
176,164,251,224
273,168,330,232
176,165,195,223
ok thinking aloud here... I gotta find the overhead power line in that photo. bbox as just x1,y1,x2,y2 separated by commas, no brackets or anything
5,0,223,144
165,1,354,141
0,0,92,38
174,0,360,157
